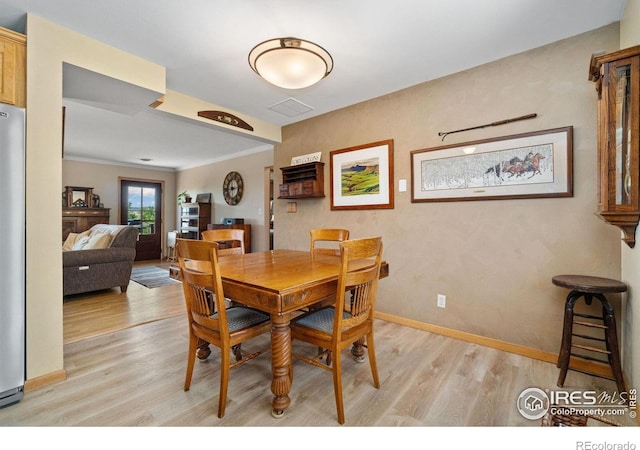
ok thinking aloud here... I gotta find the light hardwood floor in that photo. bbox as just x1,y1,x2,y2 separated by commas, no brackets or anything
2,261,635,428
63,261,184,344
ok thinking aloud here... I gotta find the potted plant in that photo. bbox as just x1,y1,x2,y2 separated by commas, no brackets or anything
177,191,192,204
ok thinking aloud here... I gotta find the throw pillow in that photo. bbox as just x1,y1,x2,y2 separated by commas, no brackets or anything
71,235,91,250
62,232,79,251
83,232,112,250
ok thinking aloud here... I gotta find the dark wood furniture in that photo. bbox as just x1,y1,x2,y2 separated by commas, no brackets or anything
552,274,627,396
206,223,251,253
589,45,640,247
180,249,389,418
63,186,99,208
62,207,110,241
278,162,324,199
179,202,211,240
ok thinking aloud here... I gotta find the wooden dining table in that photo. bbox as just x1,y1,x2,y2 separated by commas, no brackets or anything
183,249,389,418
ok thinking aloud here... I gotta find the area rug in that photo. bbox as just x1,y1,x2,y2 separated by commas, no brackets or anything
130,265,180,289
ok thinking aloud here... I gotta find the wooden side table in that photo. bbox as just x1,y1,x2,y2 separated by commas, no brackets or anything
552,275,627,395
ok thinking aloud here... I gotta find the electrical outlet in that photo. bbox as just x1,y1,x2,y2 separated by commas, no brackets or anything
437,294,446,308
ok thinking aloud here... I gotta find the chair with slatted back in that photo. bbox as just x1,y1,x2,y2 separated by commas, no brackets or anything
308,228,351,315
201,228,245,255
201,228,247,312
310,228,350,258
291,236,383,424
176,238,271,418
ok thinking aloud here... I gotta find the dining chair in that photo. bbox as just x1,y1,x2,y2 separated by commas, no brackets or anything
310,228,350,258
308,228,351,315
290,236,383,424
201,228,245,255
201,228,247,309
176,238,271,418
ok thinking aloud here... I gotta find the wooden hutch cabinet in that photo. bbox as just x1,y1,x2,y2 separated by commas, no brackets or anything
62,207,110,241
589,45,640,247
0,26,26,108
278,162,324,199
62,187,110,241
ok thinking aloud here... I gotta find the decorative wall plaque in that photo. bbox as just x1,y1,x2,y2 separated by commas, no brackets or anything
197,110,253,131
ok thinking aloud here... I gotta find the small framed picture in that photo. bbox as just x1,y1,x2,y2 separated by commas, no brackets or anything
329,139,394,210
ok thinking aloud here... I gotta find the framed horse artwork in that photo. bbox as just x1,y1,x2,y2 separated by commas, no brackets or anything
410,126,573,202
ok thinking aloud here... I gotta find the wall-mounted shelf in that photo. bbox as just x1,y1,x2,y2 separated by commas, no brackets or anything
278,162,324,199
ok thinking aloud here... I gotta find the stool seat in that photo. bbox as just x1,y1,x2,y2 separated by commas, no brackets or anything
553,274,627,396
552,275,627,294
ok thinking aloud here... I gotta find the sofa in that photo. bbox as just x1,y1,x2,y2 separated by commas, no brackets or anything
63,224,139,296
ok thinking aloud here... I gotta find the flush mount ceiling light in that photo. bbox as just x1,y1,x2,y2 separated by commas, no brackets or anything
248,37,333,89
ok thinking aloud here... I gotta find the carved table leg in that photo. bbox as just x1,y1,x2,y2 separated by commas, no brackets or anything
351,339,366,363
196,338,211,361
270,312,292,418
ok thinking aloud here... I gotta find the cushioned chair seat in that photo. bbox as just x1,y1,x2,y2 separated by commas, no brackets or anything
216,307,269,332
293,307,351,333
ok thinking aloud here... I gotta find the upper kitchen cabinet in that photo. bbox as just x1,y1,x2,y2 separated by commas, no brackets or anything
0,27,26,108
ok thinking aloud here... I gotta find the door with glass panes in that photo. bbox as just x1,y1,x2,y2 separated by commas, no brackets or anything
120,180,162,261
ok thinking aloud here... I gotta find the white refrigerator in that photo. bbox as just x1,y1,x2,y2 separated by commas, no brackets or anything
0,103,25,407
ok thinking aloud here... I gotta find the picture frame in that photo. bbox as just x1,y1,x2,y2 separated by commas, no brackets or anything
411,126,573,203
330,139,394,210
195,193,211,203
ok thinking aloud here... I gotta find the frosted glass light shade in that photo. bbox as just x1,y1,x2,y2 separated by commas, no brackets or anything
248,38,333,89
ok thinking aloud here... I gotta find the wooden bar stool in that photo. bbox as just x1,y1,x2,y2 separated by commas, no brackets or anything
552,275,627,394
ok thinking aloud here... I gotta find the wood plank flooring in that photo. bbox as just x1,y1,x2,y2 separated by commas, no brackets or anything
3,260,636,431
63,261,184,344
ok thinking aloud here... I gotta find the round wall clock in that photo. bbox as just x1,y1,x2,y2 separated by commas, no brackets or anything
223,171,244,205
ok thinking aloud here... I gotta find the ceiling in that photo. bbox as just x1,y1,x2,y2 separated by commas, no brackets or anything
0,0,628,171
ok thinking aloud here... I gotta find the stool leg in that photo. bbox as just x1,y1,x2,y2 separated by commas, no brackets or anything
597,295,627,395
557,291,580,387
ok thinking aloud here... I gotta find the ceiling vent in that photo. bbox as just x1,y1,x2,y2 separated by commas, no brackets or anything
268,98,314,117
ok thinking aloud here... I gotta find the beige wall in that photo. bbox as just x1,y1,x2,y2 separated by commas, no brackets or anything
26,14,272,383
274,25,621,356
176,149,273,252
621,0,640,395
25,14,165,380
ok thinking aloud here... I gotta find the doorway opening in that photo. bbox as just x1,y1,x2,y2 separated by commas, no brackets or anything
265,166,274,250
120,179,163,261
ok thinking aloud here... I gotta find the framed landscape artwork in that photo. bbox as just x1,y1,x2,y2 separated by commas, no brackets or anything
330,139,394,210
411,126,573,202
